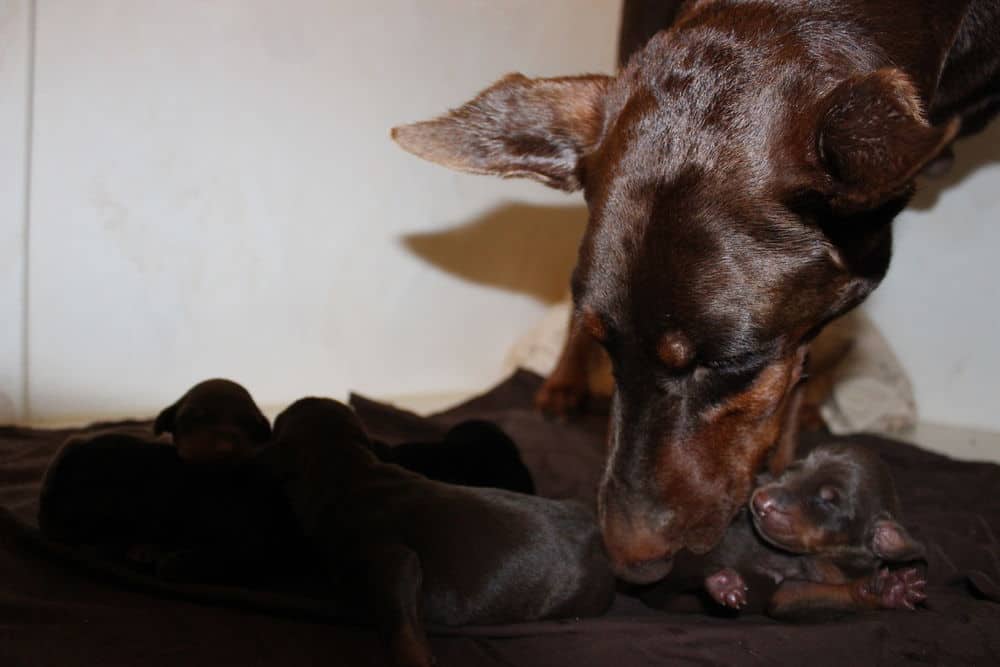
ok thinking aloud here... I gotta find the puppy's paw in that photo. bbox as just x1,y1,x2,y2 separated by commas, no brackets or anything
534,376,589,418
866,567,927,610
705,567,749,609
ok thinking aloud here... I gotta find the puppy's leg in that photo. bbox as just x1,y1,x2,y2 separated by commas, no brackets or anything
768,568,927,618
703,568,777,614
535,309,597,417
365,545,434,667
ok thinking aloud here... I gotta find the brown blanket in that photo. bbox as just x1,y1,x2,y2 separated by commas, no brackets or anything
1,370,998,666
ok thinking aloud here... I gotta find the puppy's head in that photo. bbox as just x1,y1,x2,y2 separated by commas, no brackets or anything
154,379,270,463
272,397,369,449
749,444,924,562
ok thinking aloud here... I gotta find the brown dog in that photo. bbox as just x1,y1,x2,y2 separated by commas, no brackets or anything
391,1,999,581
271,397,615,667
641,442,926,617
154,379,270,463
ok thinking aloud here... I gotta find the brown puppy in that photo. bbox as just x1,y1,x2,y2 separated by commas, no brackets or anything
38,431,311,587
154,379,270,463
369,419,535,494
392,0,1000,581
271,398,615,667
641,443,926,617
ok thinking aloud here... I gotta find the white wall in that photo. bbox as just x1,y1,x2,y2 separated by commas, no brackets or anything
1,1,998,430
21,0,617,421
0,0,29,422
863,122,1000,432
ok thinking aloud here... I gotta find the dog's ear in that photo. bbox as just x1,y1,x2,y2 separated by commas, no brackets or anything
868,516,926,562
153,400,180,435
392,73,611,192
816,68,959,212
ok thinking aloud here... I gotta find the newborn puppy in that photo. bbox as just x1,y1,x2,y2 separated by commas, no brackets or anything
271,398,614,667
38,431,311,586
39,432,190,548
154,379,270,463
371,420,535,494
642,443,926,618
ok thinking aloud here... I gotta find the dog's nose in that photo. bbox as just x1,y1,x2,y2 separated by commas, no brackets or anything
599,499,677,583
752,489,777,517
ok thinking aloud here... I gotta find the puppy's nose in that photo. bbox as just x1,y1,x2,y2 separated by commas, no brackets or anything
752,490,777,517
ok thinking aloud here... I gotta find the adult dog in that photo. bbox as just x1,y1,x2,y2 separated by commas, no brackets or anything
392,0,1000,582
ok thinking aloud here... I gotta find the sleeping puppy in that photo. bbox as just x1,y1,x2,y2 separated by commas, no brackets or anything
370,419,535,494
39,432,191,549
154,379,270,463
38,431,310,586
641,443,926,618
270,397,614,667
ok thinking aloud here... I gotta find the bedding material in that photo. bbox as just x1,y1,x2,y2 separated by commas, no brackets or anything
1,371,998,666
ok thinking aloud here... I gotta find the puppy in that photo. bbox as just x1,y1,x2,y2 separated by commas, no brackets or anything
38,431,310,586
154,379,270,463
641,443,926,618
370,419,535,494
271,398,614,667
39,432,190,549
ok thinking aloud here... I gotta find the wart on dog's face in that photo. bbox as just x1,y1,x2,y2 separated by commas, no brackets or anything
749,444,923,562
154,379,270,463
391,10,956,582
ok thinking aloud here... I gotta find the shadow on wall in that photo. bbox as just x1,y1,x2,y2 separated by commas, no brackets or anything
401,203,588,304
912,120,1000,210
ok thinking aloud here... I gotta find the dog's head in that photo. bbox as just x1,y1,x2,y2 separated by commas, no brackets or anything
750,443,924,563
154,379,270,463
392,21,955,581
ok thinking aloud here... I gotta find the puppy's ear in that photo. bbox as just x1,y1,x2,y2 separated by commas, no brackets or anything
392,73,610,192
271,410,287,440
253,414,272,442
816,68,959,212
153,400,180,435
868,516,925,562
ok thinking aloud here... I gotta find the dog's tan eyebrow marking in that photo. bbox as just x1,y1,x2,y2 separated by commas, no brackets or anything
581,308,608,342
657,331,694,368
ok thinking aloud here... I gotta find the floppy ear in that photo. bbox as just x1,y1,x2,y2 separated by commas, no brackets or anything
253,414,272,442
153,400,180,435
869,516,926,562
271,410,287,440
391,73,611,192
816,68,960,211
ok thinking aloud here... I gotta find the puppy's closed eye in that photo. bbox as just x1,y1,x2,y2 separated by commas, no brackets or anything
818,485,839,503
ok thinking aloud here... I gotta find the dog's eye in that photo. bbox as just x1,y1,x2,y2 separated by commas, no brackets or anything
707,351,756,369
705,348,773,377
818,485,839,503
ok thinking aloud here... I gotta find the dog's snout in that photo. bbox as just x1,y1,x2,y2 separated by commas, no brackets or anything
600,492,677,584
